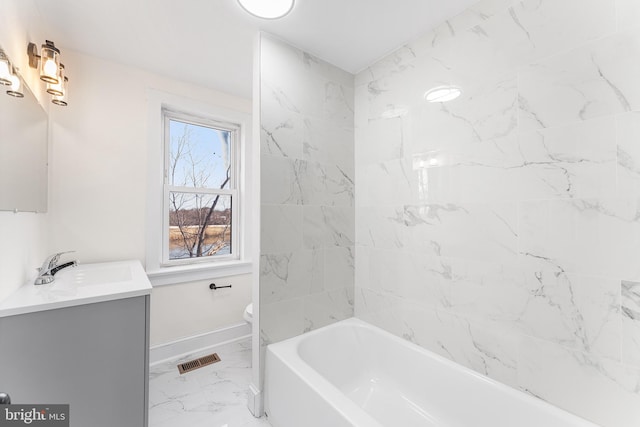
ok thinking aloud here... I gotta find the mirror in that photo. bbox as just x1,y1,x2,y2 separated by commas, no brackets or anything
0,49,48,213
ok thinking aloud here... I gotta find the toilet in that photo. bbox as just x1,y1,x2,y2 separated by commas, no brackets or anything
243,303,253,324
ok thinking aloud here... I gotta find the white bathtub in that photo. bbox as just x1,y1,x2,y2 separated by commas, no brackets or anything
264,318,599,427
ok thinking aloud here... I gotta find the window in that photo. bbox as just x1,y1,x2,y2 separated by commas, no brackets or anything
145,90,252,285
162,108,240,265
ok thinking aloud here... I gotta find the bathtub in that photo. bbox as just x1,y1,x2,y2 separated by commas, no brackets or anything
264,318,599,427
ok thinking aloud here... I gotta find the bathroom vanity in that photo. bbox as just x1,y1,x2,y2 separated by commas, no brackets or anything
0,260,151,427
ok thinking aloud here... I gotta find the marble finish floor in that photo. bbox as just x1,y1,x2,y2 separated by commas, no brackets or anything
149,338,271,427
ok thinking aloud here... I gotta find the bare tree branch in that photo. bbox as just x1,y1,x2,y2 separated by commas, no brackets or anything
196,165,231,257
168,123,232,259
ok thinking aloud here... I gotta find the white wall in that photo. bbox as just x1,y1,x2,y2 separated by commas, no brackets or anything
47,49,254,346
0,1,253,347
0,0,50,106
355,0,640,426
0,213,48,302
0,0,50,302
150,274,251,346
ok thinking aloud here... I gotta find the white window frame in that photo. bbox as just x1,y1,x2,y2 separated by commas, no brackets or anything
145,89,253,286
162,108,240,266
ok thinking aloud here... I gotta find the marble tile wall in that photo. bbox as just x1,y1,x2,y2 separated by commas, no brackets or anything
259,35,355,347
354,0,640,425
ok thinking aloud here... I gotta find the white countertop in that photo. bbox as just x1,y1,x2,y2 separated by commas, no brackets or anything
0,260,152,318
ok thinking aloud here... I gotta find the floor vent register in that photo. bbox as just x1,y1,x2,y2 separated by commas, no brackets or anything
177,353,221,374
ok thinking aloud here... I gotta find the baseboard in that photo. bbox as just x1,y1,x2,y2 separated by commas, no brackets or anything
150,322,251,365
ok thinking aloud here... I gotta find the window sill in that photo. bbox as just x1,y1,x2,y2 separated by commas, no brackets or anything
146,260,252,287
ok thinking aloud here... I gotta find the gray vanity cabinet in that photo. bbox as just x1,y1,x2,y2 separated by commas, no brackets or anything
0,295,150,427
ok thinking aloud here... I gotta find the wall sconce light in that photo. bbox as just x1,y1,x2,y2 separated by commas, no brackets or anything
28,40,59,83
27,40,69,106
46,64,65,96
6,66,24,98
0,48,24,98
51,77,68,106
0,50,12,85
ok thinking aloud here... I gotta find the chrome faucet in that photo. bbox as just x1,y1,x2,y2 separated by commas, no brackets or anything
34,251,77,285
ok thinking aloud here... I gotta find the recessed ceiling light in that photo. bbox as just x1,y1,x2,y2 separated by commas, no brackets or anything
237,0,295,19
424,85,462,103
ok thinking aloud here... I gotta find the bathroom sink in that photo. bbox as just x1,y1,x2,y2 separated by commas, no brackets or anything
56,263,133,287
0,260,151,318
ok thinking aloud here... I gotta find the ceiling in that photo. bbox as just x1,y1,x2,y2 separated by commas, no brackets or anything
32,0,478,99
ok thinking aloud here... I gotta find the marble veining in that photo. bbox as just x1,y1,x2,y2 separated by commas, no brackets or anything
519,30,640,131
623,281,640,321
354,0,640,425
616,112,640,196
260,251,323,305
622,281,640,366
518,337,640,427
149,339,271,427
260,34,355,355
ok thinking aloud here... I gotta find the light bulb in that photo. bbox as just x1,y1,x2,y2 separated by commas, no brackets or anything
39,41,61,84
6,72,24,98
43,59,58,79
47,64,65,96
